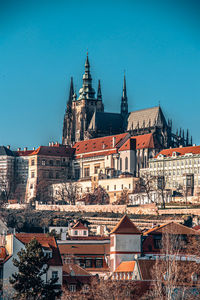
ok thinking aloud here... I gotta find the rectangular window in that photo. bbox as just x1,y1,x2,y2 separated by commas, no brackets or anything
74,231,78,236
85,259,92,268
94,165,100,174
31,159,35,166
69,285,76,292
52,271,58,279
84,167,90,177
107,185,109,191
95,259,103,268
31,172,35,178
114,185,116,190
121,184,123,189
83,230,87,235
42,160,46,166
49,160,53,166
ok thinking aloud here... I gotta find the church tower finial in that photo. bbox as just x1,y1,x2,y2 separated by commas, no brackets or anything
78,53,95,101
67,77,74,107
121,72,128,117
97,80,102,101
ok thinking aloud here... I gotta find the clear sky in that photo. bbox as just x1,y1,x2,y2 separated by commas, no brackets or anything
0,0,200,149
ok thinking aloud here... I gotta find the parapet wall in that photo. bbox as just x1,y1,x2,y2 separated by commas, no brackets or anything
34,202,158,215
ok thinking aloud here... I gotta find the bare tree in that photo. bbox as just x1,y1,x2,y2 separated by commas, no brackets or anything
54,181,80,205
147,227,200,300
114,188,129,205
0,173,14,203
138,171,156,203
83,186,109,205
62,276,146,300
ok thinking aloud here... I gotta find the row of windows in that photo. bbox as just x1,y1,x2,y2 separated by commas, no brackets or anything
31,158,69,167
152,159,200,168
106,184,132,191
31,171,62,179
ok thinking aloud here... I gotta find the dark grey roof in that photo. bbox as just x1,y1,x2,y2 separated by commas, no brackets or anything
88,112,124,134
127,106,167,130
0,146,14,156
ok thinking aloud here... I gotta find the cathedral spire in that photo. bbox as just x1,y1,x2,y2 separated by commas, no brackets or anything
66,77,74,114
121,72,128,117
78,52,95,100
97,80,102,101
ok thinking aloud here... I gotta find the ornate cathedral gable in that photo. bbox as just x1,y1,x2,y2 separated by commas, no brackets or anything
155,145,200,158
127,106,166,131
73,133,129,158
110,215,141,235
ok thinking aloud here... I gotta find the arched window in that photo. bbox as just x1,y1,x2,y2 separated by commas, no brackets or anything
125,157,128,170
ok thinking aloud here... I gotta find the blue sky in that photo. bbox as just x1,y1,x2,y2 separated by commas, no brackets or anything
0,0,200,149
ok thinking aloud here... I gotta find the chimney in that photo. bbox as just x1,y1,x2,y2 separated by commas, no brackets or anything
112,137,116,147
24,147,27,151
51,142,54,146
193,144,196,147
17,147,21,151
7,145,10,149
179,145,183,148
102,144,105,149
33,147,35,150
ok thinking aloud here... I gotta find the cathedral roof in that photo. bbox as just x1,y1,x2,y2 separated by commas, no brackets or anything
155,145,200,158
127,106,166,131
88,112,124,135
110,215,141,235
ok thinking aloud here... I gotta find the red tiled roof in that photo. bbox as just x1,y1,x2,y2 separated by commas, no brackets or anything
15,150,35,157
114,261,135,273
118,133,154,151
15,233,62,266
134,133,154,150
58,243,110,256
63,263,92,276
73,133,129,157
155,145,200,158
30,145,74,157
110,215,141,235
143,222,200,236
72,221,88,230
0,247,7,261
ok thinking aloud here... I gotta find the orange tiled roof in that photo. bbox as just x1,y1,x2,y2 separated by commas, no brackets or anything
29,145,74,157
73,133,129,157
119,133,154,151
143,222,200,236
155,145,200,158
72,221,88,230
15,233,62,266
110,215,141,235
114,261,135,273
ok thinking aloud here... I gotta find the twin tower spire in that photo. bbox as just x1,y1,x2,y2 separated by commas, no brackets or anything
66,54,128,116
